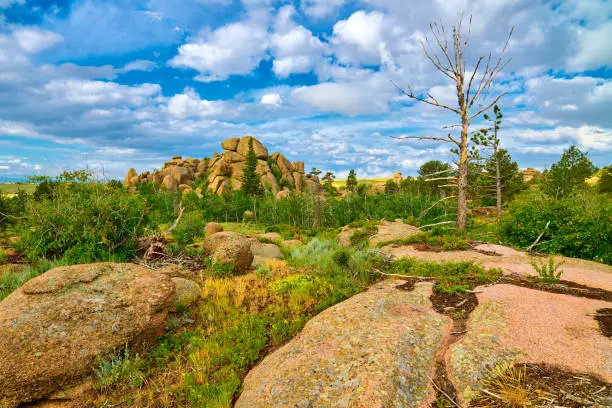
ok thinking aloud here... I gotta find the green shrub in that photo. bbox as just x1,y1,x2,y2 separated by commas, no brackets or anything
332,248,351,267
530,254,565,284
95,346,146,390
271,274,331,298
171,211,206,245
502,191,611,264
19,182,147,263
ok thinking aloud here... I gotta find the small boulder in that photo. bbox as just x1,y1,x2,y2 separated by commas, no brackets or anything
256,232,282,242
243,210,255,222
275,189,290,200
170,277,201,311
206,222,224,234
282,239,302,249
0,263,174,407
249,239,283,267
161,175,177,192
203,232,254,273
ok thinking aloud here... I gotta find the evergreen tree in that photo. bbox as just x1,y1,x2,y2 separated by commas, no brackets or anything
241,137,263,196
322,171,337,195
544,145,596,198
346,169,358,192
484,148,525,203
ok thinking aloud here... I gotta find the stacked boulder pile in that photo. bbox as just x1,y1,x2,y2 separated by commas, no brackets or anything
124,136,322,198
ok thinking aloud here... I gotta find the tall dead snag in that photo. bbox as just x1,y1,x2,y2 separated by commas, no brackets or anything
392,16,513,231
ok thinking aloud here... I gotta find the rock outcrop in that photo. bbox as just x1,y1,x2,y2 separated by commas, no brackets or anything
0,263,175,407
236,280,452,408
124,136,322,196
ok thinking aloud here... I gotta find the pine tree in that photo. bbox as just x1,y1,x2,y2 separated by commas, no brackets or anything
346,169,358,193
322,171,337,195
241,137,263,196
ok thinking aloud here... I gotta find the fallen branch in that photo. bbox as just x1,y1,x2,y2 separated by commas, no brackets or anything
162,205,185,238
0,211,25,220
526,220,550,252
373,269,436,281
419,196,457,219
419,221,456,229
427,375,461,408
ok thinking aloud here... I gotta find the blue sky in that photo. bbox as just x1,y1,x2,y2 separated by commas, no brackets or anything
0,0,611,181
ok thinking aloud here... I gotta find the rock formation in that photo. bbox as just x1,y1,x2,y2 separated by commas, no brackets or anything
124,136,322,196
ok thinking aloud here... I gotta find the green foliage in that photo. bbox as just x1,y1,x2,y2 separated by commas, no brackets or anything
599,166,612,194
95,346,146,390
332,247,351,267
209,261,236,278
389,258,502,294
384,179,399,194
418,160,452,194
241,137,263,197
19,181,147,263
171,211,206,245
530,254,565,284
346,169,358,193
376,231,469,251
543,145,596,198
502,190,611,264
322,171,337,195
271,274,331,298
0,260,66,300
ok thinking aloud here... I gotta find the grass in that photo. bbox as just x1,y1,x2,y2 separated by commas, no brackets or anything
0,183,36,196
332,177,389,188
475,363,533,408
376,231,470,251
388,257,502,294
0,260,66,300
92,239,380,407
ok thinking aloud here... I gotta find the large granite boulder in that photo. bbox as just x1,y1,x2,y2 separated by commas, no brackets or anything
236,280,452,408
0,263,175,407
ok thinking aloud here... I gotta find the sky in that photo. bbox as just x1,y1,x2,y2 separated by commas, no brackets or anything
0,0,611,181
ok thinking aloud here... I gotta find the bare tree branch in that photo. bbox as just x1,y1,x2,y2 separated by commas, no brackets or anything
391,80,460,114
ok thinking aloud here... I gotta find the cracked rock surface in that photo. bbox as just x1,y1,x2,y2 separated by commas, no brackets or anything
236,279,452,408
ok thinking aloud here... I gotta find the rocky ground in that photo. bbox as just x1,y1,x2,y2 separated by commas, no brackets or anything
1,221,610,407
235,222,611,407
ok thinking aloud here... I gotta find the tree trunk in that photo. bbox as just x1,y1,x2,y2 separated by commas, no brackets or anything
456,124,469,231
495,153,502,222
456,77,469,232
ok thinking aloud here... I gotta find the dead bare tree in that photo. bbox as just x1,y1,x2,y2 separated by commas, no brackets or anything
392,15,513,231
